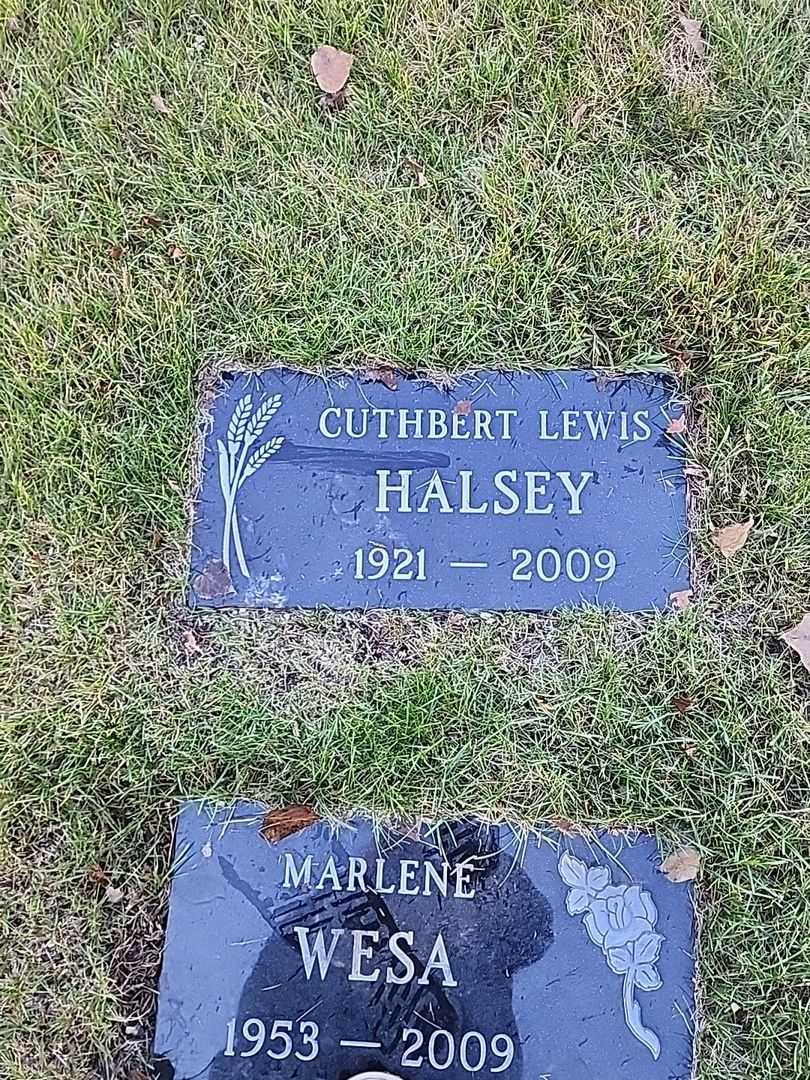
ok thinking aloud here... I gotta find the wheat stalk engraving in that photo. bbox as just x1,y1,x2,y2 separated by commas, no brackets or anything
217,394,284,578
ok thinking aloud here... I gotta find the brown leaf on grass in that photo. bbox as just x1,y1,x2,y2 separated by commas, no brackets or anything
660,846,701,883
780,614,810,673
363,366,398,390
310,45,354,94
104,884,125,904
712,516,753,557
151,92,172,115
403,157,427,186
571,101,590,128
167,243,185,260
141,212,164,229
88,864,108,884
679,14,706,57
670,588,692,611
182,628,202,657
666,413,687,435
672,694,694,714
108,244,123,260
260,805,319,843
193,558,235,599
453,399,473,415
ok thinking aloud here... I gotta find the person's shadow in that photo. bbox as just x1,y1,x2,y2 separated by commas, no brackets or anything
210,821,553,1080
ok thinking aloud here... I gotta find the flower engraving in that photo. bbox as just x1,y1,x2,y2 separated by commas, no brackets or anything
559,852,663,1059
217,394,284,578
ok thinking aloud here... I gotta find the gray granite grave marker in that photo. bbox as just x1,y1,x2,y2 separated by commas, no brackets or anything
189,370,688,611
154,803,697,1080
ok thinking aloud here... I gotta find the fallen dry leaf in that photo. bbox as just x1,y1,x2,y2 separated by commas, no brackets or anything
363,367,398,391
88,864,108,884
403,156,427,186
108,244,123,260
104,884,125,904
141,212,164,229
780,614,810,673
712,516,753,558
261,805,319,843
182,627,202,657
310,45,354,94
151,92,172,115
660,846,701,883
679,14,706,57
453,399,473,415
571,101,589,128
670,588,693,611
666,413,687,435
672,694,694,714
167,243,185,260
193,558,235,599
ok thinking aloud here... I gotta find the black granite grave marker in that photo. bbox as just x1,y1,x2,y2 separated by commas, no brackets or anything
189,370,688,611
154,803,696,1080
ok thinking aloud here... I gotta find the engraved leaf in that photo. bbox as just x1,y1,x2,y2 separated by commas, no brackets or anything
712,516,753,557
559,852,589,889
634,963,662,991
227,394,253,449
587,865,610,892
260,805,319,843
245,394,282,443
631,931,663,966
216,439,230,496
780,614,810,673
310,45,354,94
606,943,633,975
240,436,284,483
660,846,701,883
566,889,590,915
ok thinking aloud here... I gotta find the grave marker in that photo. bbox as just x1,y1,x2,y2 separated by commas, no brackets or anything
189,370,688,611
154,803,696,1080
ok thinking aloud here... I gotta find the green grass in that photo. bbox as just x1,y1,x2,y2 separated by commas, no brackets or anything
1,0,809,1077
